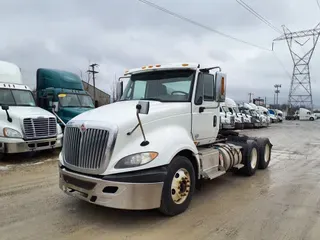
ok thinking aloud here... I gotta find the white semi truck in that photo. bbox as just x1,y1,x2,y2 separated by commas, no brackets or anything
220,102,235,129
225,97,246,129
59,63,273,216
0,60,63,160
249,103,268,127
294,108,317,121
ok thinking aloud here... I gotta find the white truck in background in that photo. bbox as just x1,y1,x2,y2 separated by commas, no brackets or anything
275,109,283,122
294,108,317,121
0,60,63,160
219,102,235,129
58,63,273,216
225,97,245,129
257,106,271,126
239,103,261,128
249,103,268,127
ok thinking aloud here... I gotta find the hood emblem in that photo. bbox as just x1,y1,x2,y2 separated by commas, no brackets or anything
80,123,86,133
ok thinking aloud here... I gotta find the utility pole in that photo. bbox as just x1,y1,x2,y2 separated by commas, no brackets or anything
273,23,320,113
248,92,254,102
274,84,281,108
87,63,99,106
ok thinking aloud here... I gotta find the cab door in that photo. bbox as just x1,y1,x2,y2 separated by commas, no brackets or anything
192,72,219,145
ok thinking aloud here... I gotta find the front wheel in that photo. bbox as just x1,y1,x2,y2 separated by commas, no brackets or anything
310,117,315,121
159,156,195,216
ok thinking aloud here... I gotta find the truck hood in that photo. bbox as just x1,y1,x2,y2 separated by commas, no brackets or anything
6,106,54,119
69,100,190,129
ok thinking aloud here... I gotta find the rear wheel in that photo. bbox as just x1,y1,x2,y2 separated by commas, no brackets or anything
159,156,195,216
241,140,259,176
256,138,272,169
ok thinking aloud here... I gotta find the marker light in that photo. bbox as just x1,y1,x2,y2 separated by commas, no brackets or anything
182,63,189,66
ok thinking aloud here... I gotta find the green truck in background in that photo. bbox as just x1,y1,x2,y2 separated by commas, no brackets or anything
36,68,95,128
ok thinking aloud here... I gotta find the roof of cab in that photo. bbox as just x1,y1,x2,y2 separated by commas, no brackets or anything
124,62,200,76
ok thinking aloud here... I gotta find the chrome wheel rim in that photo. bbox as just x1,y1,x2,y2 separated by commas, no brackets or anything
250,148,258,169
171,168,191,204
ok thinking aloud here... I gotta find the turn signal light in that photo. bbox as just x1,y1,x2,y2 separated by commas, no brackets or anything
182,63,189,66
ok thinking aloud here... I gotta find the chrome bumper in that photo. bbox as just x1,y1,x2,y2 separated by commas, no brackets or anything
0,134,62,154
59,167,164,210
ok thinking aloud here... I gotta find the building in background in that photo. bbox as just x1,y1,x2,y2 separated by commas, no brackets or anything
82,81,110,107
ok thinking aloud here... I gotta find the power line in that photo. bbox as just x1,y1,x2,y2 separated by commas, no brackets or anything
317,0,320,11
235,0,282,34
136,0,271,51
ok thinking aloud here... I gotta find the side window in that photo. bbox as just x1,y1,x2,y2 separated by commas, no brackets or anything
132,81,146,99
203,73,214,101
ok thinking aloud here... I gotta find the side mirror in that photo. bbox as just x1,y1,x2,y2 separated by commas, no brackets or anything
1,105,9,111
116,81,123,102
136,101,150,115
214,72,226,102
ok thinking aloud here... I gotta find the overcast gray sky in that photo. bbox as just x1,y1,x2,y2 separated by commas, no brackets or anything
0,0,320,106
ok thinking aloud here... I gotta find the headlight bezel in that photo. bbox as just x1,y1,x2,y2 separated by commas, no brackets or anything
3,127,22,138
114,151,158,169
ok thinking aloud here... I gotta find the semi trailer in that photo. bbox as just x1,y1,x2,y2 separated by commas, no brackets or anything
58,63,273,216
0,61,63,160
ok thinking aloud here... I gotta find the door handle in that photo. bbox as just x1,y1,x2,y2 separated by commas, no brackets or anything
213,115,217,127
199,107,205,113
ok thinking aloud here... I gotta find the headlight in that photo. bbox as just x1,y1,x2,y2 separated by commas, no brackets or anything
114,152,158,169
3,128,22,138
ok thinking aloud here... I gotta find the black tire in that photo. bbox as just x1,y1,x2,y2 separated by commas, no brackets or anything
0,153,4,161
241,140,259,176
159,156,196,216
256,138,272,169
310,117,315,121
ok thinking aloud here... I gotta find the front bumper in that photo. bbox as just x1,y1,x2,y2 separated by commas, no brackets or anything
222,124,235,129
59,166,165,210
0,133,63,154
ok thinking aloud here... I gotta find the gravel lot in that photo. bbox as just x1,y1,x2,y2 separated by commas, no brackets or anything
1,121,320,240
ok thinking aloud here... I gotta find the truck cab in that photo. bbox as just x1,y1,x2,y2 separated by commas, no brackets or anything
296,108,316,121
220,102,235,129
274,109,283,122
0,61,63,159
249,103,268,127
59,63,273,216
257,106,271,126
225,97,245,129
36,68,95,128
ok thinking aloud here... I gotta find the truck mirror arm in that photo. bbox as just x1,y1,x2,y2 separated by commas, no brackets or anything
1,106,12,123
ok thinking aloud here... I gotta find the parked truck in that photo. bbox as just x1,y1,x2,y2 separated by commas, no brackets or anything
225,97,245,129
58,63,273,216
287,108,317,121
220,103,235,129
239,103,261,128
36,68,95,128
0,61,63,160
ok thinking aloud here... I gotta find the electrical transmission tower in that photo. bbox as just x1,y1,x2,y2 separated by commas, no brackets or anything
273,23,320,112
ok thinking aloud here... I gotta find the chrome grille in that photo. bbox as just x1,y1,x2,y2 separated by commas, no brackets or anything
23,117,57,139
63,127,109,170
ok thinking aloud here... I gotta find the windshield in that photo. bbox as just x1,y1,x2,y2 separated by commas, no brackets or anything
0,89,36,106
222,106,230,113
269,110,275,115
59,94,94,108
121,70,195,102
